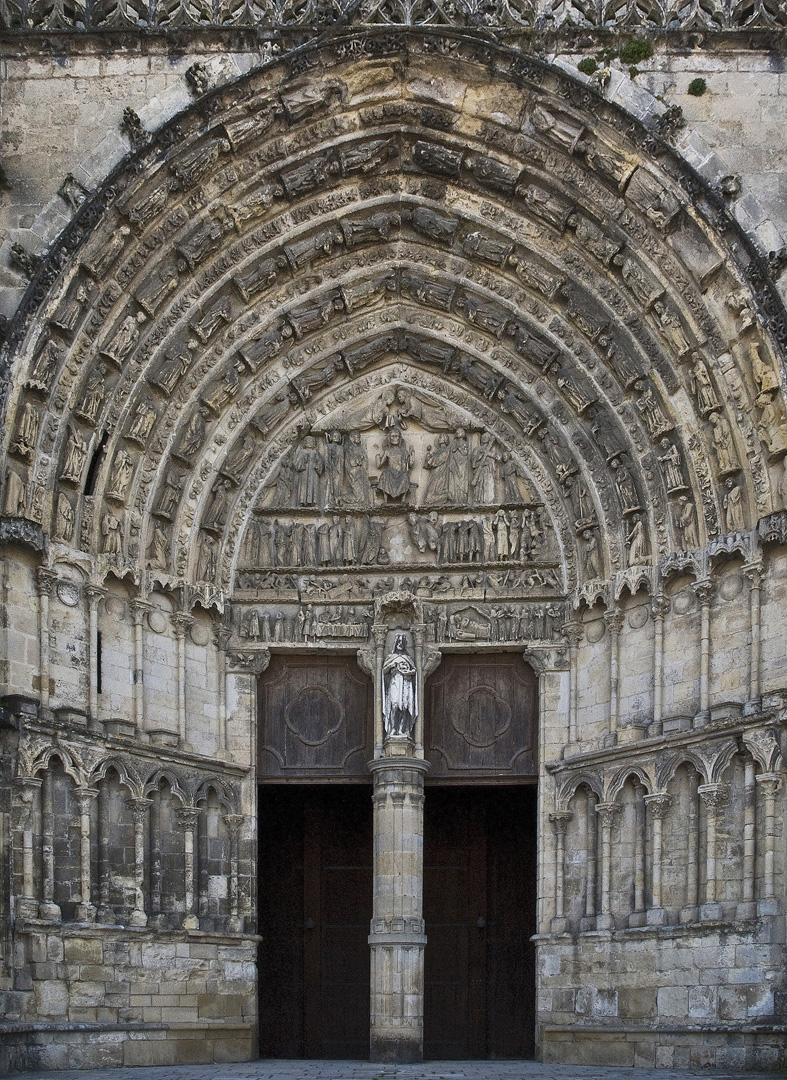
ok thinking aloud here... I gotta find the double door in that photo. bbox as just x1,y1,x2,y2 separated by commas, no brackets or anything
257,783,536,1059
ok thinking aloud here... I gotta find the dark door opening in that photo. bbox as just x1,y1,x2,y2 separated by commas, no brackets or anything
257,785,372,1059
423,785,537,1060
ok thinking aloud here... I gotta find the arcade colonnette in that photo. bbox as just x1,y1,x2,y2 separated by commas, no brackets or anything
0,18,786,1074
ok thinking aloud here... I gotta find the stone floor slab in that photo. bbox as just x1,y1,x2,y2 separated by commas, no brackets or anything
11,1061,782,1080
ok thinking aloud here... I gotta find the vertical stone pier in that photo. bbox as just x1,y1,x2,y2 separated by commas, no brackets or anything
368,747,429,1063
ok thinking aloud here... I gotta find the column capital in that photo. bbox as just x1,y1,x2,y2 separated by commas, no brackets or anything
692,578,715,606
603,610,624,634
549,811,573,835
175,805,201,830
561,621,583,648
224,813,244,835
129,597,150,624
742,561,765,588
698,782,729,813
421,644,442,680
644,792,673,818
170,611,194,637
212,626,232,651
126,797,153,823
36,566,58,596
595,801,621,827
651,594,670,620
755,772,783,797
226,646,271,674
85,584,108,607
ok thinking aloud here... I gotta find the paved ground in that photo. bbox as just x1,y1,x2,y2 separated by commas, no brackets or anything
13,1061,781,1080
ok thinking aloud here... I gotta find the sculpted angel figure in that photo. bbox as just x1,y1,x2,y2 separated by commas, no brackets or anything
382,634,417,738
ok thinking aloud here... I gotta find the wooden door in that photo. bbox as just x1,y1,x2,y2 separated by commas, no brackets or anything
257,786,372,1059
423,786,537,1059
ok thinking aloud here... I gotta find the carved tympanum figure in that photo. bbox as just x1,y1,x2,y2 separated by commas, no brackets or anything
54,492,74,542
674,495,699,550
376,428,413,503
294,436,324,507
382,633,417,739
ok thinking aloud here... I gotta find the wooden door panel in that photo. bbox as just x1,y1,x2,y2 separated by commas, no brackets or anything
424,787,536,1060
258,655,373,779
426,654,537,779
258,786,372,1060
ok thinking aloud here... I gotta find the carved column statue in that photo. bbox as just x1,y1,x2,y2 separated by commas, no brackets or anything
367,624,437,1063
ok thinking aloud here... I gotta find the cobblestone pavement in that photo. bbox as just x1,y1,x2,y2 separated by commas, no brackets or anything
14,1060,781,1080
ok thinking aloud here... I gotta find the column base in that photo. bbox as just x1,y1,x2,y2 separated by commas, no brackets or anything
700,902,723,921
370,1035,423,1064
38,901,61,922
646,907,667,926
757,898,781,916
579,915,596,932
96,905,117,925
128,909,148,927
75,902,96,923
595,913,614,930
16,898,39,921
737,900,757,920
679,905,699,924
182,914,199,929
628,910,647,927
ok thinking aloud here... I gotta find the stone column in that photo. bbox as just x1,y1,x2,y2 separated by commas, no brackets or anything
85,585,106,728
368,752,430,1063
580,788,598,931
681,769,700,924
629,784,647,927
171,612,193,749
604,611,623,747
740,758,757,918
743,563,763,712
693,579,714,723
75,786,99,922
36,568,56,712
644,792,672,925
128,798,152,926
756,772,782,913
14,777,42,920
595,802,620,931
96,779,114,924
177,805,201,930
549,811,573,932
225,813,244,933
129,599,148,734
562,622,582,748
650,594,669,736
213,627,231,759
39,766,61,921
698,782,728,920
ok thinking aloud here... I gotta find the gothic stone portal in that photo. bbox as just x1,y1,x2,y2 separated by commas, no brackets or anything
1,29,786,1075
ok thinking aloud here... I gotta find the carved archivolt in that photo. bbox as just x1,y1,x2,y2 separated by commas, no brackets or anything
2,35,786,629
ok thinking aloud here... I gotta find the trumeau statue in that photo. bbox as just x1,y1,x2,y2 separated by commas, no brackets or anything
382,633,417,738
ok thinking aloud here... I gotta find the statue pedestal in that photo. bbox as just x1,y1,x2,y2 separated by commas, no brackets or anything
368,754,429,1064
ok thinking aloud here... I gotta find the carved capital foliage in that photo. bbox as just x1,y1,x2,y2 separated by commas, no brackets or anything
422,645,442,680
603,610,624,635
743,727,785,773
226,647,271,675
644,792,672,819
36,567,58,597
175,805,201,831
697,782,729,813
561,621,583,649
595,801,621,828
651,594,670,620
75,786,100,813
126,797,153,823
549,810,573,835
692,578,715,606
742,561,765,589
755,772,783,798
